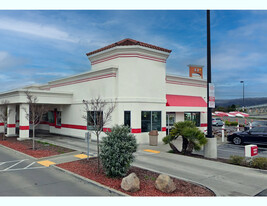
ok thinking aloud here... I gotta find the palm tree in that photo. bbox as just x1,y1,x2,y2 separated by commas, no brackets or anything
163,121,207,155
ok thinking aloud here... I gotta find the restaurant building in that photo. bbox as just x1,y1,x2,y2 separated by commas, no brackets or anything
0,38,207,144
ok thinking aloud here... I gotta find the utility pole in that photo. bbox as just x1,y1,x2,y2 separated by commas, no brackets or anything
207,10,212,139
240,81,245,111
204,10,217,159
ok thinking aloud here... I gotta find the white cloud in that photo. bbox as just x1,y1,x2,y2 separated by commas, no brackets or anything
36,72,70,77
0,18,78,43
0,51,8,61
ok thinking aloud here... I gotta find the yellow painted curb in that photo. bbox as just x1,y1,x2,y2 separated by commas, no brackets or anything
144,149,160,154
74,154,89,159
37,160,56,167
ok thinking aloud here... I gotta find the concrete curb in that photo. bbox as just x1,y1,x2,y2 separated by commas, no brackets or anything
0,144,37,160
51,165,129,197
132,163,219,196
35,138,86,153
37,151,81,161
0,143,80,162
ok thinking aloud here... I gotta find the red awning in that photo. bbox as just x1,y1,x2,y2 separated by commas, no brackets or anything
166,94,207,107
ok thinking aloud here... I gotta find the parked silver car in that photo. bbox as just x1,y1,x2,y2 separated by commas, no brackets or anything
212,118,224,126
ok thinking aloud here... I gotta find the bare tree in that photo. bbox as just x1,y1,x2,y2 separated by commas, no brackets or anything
24,91,48,150
82,97,116,172
0,100,10,140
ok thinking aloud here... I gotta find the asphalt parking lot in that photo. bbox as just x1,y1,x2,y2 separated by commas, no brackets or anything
196,124,267,159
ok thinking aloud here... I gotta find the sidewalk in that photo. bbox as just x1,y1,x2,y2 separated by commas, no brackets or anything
35,134,267,196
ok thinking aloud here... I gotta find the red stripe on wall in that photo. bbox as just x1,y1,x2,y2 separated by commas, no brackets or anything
49,73,116,88
103,128,111,132
7,124,16,128
131,128,141,133
91,53,166,65
166,80,207,88
162,127,166,131
61,124,87,130
19,126,30,130
0,123,4,126
200,123,208,127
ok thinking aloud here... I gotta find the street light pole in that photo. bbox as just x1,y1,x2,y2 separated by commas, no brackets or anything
240,81,244,111
207,10,212,139
204,10,217,159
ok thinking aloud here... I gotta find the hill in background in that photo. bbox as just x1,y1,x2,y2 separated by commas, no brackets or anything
216,97,267,107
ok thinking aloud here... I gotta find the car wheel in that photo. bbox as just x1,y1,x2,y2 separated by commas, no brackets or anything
232,136,242,145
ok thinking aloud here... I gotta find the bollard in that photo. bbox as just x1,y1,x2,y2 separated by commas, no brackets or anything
237,124,240,132
221,122,225,142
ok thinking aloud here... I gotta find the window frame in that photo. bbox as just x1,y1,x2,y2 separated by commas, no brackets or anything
87,111,103,130
141,111,162,132
124,111,131,128
184,112,201,127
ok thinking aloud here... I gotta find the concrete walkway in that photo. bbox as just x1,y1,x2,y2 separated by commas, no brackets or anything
35,134,267,196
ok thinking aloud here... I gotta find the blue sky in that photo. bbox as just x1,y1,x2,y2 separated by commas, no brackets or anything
0,10,267,99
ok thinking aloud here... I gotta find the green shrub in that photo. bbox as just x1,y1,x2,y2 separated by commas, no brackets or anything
251,157,267,169
229,155,245,165
225,120,230,126
100,125,137,177
231,122,238,126
225,121,238,126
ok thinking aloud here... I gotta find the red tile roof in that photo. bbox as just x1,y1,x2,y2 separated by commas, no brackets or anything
86,38,172,56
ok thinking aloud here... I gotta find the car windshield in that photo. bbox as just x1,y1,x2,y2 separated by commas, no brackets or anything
252,121,267,127
250,127,265,133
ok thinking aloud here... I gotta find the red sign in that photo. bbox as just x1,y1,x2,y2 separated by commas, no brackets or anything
251,146,258,156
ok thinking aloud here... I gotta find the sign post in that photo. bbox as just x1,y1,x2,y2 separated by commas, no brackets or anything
209,83,215,108
85,132,91,160
204,10,217,159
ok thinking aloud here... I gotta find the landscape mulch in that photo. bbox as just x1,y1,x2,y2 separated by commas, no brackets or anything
58,158,215,196
0,136,74,158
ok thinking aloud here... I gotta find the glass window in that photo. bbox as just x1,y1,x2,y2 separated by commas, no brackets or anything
124,111,131,127
56,111,61,126
251,127,265,133
152,111,161,131
184,112,200,127
48,111,54,124
87,111,103,130
42,113,48,122
141,111,161,132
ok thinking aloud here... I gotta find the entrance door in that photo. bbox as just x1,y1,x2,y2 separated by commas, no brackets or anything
166,113,175,135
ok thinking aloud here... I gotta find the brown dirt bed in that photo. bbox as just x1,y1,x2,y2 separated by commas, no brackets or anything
0,136,75,158
58,158,215,196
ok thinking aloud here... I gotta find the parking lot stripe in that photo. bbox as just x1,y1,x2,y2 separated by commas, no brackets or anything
0,159,28,165
0,166,46,172
3,160,25,171
24,162,35,169
144,149,160,154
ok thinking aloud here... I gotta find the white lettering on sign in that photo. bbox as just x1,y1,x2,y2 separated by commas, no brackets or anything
251,146,258,156
209,83,215,108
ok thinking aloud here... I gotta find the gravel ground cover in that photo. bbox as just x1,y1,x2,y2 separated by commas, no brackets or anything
58,158,215,196
0,136,74,158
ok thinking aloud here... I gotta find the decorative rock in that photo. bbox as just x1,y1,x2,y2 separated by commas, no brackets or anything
155,174,176,193
121,172,140,192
